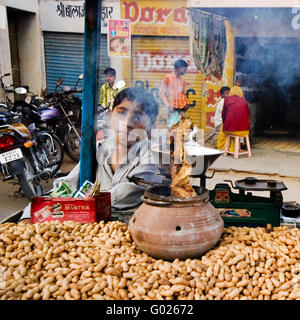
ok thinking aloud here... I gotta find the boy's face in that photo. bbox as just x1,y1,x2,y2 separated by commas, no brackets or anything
109,98,151,148
176,66,187,76
105,74,116,87
222,90,230,98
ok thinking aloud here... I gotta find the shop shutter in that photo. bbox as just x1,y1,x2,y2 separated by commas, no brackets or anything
43,32,109,100
131,36,204,129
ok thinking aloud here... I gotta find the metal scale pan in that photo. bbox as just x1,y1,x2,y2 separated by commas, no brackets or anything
234,177,287,192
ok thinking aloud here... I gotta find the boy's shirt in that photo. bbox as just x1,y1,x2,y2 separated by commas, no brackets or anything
100,82,118,110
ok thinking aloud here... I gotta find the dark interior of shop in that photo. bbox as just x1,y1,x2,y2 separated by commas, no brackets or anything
197,7,300,139
235,37,300,137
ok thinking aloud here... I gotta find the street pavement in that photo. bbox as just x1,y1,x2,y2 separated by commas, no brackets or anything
210,148,300,178
203,147,300,203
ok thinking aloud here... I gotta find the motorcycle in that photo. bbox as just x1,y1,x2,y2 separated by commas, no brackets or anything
0,74,64,178
45,74,83,162
0,113,43,200
17,105,64,179
0,72,79,163
0,87,64,198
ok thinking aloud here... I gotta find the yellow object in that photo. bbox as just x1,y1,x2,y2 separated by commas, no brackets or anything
196,19,235,130
217,125,249,153
121,0,189,37
217,125,234,152
128,36,203,128
229,86,244,97
24,140,35,148
0,123,31,139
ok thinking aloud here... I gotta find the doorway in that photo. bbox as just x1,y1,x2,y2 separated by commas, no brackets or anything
7,8,23,89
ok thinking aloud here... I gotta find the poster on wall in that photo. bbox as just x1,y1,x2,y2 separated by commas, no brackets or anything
108,19,131,57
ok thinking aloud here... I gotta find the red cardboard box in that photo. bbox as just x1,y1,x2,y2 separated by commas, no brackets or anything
30,193,111,224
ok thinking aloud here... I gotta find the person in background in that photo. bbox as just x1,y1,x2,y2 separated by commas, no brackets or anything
220,85,250,151
99,67,119,110
214,86,230,132
159,59,190,128
19,87,163,224
215,86,234,151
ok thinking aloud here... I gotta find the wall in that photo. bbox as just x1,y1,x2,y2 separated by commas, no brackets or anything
16,12,44,95
39,0,122,82
0,0,43,98
0,0,12,101
39,0,120,34
4,0,38,12
230,8,300,38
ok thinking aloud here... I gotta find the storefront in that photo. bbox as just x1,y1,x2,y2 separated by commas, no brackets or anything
188,1,300,146
120,0,234,130
39,0,120,95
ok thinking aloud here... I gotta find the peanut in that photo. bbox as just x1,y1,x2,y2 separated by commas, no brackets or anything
0,222,298,300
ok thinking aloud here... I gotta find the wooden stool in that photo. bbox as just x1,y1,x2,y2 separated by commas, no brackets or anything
224,134,251,159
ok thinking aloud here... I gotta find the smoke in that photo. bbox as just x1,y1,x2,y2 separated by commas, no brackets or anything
237,37,300,90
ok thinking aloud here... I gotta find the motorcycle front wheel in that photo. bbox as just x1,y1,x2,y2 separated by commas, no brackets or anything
65,125,81,162
16,154,43,200
37,132,64,176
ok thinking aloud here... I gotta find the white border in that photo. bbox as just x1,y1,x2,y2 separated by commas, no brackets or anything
187,0,300,7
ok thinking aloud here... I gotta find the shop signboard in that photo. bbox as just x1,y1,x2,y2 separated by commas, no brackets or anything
121,0,234,129
39,0,120,33
121,0,189,36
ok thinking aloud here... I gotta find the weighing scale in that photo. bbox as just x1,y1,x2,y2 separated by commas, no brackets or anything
151,144,288,228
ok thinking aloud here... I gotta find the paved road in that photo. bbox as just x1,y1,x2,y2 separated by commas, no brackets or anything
0,155,77,222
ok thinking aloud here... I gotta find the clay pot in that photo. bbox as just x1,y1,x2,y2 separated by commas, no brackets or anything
128,186,224,260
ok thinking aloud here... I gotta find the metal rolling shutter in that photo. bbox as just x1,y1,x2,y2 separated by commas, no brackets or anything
132,36,204,129
43,32,109,99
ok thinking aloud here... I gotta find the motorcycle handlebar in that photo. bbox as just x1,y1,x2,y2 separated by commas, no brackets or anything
50,88,82,96
64,88,82,94
4,89,15,93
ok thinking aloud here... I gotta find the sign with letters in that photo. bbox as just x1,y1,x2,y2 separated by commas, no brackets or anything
39,0,120,33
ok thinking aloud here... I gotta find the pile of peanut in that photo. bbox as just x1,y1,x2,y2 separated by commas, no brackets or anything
0,220,299,300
